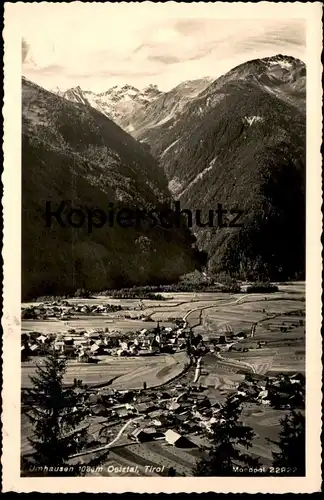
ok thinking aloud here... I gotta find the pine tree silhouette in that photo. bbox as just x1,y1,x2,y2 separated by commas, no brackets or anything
193,395,260,476
23,350,90,475
272,410,305,475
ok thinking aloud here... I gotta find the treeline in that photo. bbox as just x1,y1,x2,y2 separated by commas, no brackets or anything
246,281,278,293
99,288,167,300
33,280,281,304
99,282,239,296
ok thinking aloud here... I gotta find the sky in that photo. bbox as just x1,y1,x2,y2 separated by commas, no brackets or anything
20,3,306,93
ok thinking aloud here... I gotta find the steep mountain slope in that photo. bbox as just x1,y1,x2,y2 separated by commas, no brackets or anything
133,55,306,281
57,84,162,131
22,77,200,300
130,78,213,139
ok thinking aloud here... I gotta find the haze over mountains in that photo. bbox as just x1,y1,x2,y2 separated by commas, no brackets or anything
22,54,306,298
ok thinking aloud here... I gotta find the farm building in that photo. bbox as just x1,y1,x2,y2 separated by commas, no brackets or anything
166,401,181,412
115,407,131,418
157,392,172,400
164,429,195,448
130,427,162,442
130,428,152,443
91,404,111,417
148,409,164,419
135,402,157,414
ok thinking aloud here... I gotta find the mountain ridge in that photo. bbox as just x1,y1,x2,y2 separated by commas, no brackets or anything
23,53,306,287
22,77,201,300
129,54,306,281
54,77,214,132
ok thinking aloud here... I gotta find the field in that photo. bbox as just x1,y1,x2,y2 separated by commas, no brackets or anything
22,317,174,335
21,282,305,475
105,440,201,476
68,439,204,477
21,351,188,389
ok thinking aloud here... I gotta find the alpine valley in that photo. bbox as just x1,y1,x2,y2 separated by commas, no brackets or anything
22,54,306,299
57,54,306,283
22,78,201,300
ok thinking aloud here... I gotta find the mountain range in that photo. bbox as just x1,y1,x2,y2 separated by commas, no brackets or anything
22,77,201,300
56,83,162,132
128,54,306,281
22,54,306,299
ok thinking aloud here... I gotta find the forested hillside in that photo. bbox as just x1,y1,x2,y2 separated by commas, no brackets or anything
22,78,201,300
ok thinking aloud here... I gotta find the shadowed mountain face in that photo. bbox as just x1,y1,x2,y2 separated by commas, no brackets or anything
130,55,306,281
22,78,201,300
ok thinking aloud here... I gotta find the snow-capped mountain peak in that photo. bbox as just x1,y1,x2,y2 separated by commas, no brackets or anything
58,83,162,127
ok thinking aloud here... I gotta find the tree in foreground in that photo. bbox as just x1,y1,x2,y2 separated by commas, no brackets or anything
23,350,90,475
193,395,260,476
272,410,305,475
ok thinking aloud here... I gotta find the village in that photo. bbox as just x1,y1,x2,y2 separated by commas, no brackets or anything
70,371,305,444
21,298,188,360
21,299,257,361
22,340,305,477
21,285,306,475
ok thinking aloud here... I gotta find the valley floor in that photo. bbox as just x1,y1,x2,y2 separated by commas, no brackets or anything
21,281,305,476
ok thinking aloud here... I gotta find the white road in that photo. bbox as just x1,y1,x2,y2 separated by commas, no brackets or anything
193,357,203,383
215,351,256,374
182,294,263,377
69,415,145,459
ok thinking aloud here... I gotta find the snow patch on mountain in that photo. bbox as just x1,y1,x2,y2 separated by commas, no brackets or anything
57,84,162,128
168,177,184,196
243,116,264,126
268,59,292,69
160,139,180,158
178,164,214,199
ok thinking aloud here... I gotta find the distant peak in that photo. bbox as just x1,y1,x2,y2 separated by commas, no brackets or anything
144,84,159,90
261,54,305,65
142,84,161,95
121,84,139,91
70,85,83,92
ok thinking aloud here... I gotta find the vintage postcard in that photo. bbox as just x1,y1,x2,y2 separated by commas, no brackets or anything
2,1,322,494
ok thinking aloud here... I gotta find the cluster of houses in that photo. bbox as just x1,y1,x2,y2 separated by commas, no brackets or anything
21,321,188,361
85,384,224,446
84,370,305,448
234,372,305,408
21,301,123,320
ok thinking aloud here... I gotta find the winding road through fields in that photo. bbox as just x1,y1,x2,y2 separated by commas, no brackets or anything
69,416,145,459
21,286,305,464
180,293,304,380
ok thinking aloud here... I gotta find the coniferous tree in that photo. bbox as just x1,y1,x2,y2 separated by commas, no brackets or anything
23,350,90,474
167,466,176,476
193,395,260,476
272,410,305,475
185,331,193,360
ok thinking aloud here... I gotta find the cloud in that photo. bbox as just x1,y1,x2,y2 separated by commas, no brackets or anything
26,64,66,77
147,55,182,65
174,19,207,36
20,5,306,92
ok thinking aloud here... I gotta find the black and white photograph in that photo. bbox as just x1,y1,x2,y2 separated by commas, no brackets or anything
2,1,322,494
